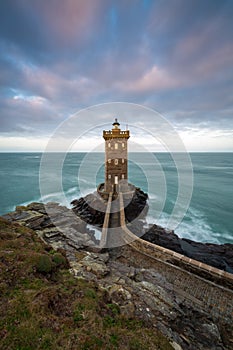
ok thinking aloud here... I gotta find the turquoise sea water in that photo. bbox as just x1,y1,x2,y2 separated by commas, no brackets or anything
0,152,232,244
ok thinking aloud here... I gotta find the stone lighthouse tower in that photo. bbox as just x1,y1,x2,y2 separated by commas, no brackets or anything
103,118,130,193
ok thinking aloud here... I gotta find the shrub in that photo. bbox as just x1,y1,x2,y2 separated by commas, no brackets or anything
52,253,67,267
35,254,53,274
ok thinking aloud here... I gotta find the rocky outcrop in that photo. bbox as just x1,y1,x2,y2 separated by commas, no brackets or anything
71,187,149,227
3,202,99,253
124,188,149,222
71,192,106,226
141,224,233,273
69,248,233,350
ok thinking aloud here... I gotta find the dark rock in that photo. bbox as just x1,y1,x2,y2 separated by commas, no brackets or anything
142,224,233,273
142,224,184,254
124,188,148,222
71,193,106,226
71,187,149,227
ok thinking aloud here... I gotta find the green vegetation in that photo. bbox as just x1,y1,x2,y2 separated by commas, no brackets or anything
0,217,172,350
35,254,53,274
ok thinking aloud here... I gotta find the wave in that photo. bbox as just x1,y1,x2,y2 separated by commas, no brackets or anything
65,187,79,195
23,156,41,160
175,219,220,244
5,196,43,214
195,165,233,170
78,178,96,186
10,185,96,214
78,187,96,197
145,207,221,244
148,193,159,200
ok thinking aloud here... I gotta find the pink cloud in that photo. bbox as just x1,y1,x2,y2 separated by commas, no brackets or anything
22,0,105,46
116,65,182,93
21,63,104,108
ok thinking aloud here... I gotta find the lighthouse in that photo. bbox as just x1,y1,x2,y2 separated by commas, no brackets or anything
102,118,130,193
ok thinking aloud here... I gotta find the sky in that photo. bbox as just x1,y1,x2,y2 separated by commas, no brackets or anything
0,0,233,152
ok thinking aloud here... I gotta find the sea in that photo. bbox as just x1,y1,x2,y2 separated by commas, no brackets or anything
0,152,232,245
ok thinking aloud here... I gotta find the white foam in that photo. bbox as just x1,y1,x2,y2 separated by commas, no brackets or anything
145,207,221,244
86,224,101,240
148,193,158,200
66,187,79,195
6,196,43,213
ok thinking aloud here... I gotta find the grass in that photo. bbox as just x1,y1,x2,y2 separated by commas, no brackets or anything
0,217,172,350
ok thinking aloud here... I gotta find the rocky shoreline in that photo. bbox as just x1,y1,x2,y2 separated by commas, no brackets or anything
1,194,233,349
71,189,233,274
141,224,233,274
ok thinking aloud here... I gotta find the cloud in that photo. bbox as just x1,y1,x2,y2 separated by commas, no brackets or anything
0,1,233,151
116,65,180,93
0,93,62,134
0,0,106,59
178,127,233,151
31,0,105,47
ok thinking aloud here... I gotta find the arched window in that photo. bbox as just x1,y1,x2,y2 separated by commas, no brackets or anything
115,143,118,150
108,143,111,148
122,143,125,148
122,174,125,179
108,159,111,163
115,159,118,165
122,159,125,164
108,174,111,179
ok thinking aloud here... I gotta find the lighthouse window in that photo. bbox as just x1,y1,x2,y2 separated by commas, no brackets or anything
122,174,125,179
122,143,125,148
115,159,118,165
108,174,111,179
108,143,111,148
122,159,125,164
115,143,118,150
108,159,111,163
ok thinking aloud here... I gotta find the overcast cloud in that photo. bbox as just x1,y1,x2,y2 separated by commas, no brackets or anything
0,0,233,151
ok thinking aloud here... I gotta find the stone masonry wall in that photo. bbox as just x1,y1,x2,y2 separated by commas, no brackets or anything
118,193,233,322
